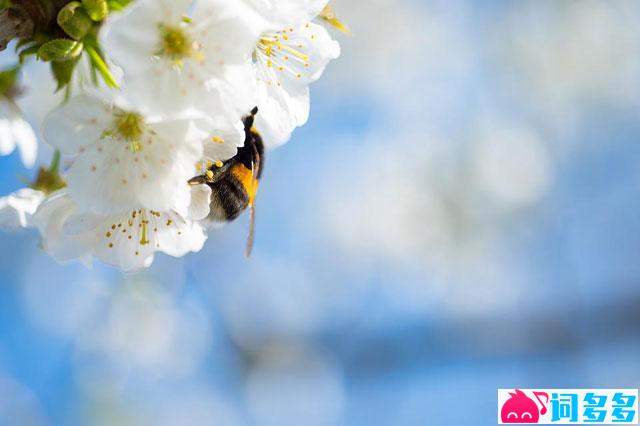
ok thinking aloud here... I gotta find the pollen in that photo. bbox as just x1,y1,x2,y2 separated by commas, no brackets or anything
257,38,309,62
212,136,224,144
206,170,214,180
156,23,204,65
104,110,146,153
114,111,144,141
158,24,192,60
215,160,223,168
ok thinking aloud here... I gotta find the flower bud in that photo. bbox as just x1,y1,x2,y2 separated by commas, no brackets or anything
58,2,93,40
82,0,108,22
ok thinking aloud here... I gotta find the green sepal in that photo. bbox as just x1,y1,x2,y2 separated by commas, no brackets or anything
82,0,108,21
37,39,84,62
18,44,40,63
58,2,93,40
15,38,31,51
85,44,118,88
51,58,79,91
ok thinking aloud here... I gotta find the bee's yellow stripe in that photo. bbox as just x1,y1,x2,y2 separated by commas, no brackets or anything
230,164,259,205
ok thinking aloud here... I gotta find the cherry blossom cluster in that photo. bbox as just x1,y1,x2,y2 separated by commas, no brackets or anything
0,0,344,271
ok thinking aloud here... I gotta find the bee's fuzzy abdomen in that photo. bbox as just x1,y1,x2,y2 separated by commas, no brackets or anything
207,176,250,222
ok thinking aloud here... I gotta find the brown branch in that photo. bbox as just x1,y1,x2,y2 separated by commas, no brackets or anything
0,7,34,51
0,0,69,51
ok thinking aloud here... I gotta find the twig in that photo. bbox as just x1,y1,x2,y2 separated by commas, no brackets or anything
0,0,69,51
0,8,34,51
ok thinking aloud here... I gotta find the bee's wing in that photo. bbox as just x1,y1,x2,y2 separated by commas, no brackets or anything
245,203,256,257
245,149,261,258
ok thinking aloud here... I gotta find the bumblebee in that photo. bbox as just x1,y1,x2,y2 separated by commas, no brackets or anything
189,107,264,256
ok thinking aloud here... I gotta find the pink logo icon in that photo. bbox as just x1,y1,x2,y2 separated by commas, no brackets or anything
501,389,549,423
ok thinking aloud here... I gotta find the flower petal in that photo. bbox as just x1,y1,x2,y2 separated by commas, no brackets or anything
11,117,38,168
33,192,95,263
0,101,38,168
102,0,258,117
188,185,212,221
203,115,245,162
242,0,329,27
255,84,309,147
43,95,111,155
0,116,15,156
34,192,208,272
65,117,203,216
0,188,45,230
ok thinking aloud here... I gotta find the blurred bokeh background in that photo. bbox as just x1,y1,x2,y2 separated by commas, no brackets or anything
1,0,640,424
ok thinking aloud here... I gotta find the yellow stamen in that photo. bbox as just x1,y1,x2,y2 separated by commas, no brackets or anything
259,39,309,62
129,140,141,153
139,212,150,246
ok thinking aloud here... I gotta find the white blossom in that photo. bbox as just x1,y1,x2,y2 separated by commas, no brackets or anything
248,2,341,147
33,188,211,272
43,92,209,217
101,0,259,119
0,188,45,230
0,0,345,271
0,100,37,168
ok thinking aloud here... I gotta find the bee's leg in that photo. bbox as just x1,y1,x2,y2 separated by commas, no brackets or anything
188,175,209,185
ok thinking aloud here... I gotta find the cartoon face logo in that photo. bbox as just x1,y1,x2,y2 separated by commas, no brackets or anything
501,389,548,423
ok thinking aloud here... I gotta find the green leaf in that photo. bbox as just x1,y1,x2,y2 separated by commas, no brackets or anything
57,2,93,40
82,0,108,21
51,59,78,91
37,39,84,62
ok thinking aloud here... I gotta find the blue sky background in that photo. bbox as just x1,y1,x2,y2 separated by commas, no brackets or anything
1,0,640,425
